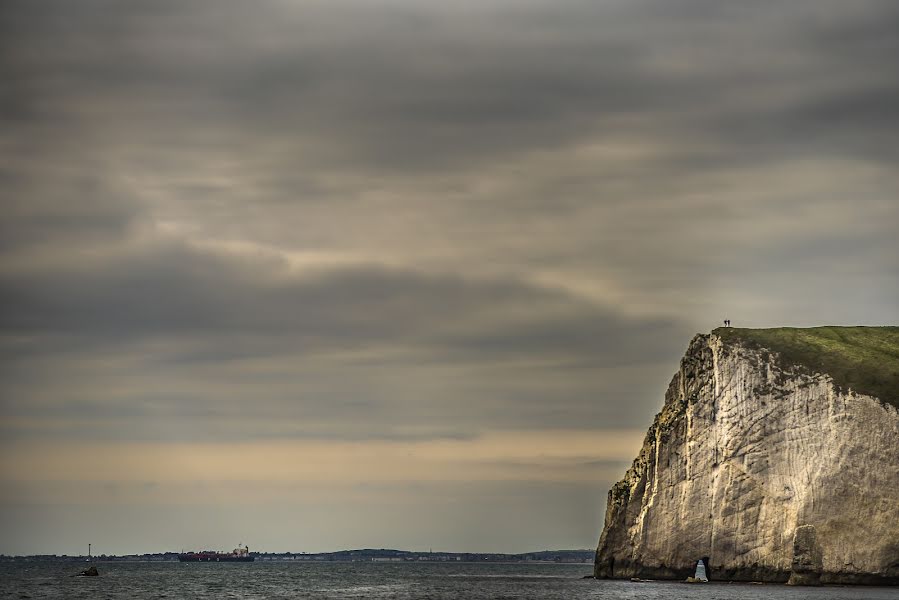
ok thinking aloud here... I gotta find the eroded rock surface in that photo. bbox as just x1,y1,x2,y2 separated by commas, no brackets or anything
787,524,823,586
594,333,899,585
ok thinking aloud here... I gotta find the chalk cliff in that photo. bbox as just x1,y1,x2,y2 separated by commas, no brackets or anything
595,327,899,585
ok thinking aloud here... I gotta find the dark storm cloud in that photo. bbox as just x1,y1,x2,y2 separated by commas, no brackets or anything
4,0,898,176
0,235,690,442
0,239,686,364
4,0,644,169
0,168,138,253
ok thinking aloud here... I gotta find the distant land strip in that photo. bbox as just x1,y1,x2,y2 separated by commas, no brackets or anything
1,549,594,564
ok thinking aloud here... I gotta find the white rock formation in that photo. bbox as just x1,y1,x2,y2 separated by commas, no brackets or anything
595,333,899,584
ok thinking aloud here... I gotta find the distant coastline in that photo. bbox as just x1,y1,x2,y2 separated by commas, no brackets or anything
1,549,593,564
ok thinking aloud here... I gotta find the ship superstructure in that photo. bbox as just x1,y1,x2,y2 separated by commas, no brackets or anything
179,545,254,562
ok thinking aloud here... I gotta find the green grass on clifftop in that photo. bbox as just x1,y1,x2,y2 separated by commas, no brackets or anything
713,326,899,410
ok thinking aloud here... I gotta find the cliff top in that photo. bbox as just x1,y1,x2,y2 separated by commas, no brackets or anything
713,326,899,410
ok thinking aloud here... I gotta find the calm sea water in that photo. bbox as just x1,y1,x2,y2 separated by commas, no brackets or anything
2,561,897,600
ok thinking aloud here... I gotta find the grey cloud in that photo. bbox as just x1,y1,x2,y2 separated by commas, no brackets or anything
0,170,140,253
0,239,689,441
1,0,898,554
6,0,897,176
0,240,687,361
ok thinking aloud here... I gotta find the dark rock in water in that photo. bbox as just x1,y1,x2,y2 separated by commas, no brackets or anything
786,525,823,586
78,566,99,577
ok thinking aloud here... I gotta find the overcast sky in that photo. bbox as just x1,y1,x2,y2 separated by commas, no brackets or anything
1,0,897,555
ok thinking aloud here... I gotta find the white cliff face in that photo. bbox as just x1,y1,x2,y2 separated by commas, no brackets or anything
595,334,899,584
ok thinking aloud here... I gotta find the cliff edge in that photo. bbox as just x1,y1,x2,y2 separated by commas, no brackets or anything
595,326,899,585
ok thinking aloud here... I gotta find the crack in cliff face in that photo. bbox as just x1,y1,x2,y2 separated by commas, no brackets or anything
595,331,899,585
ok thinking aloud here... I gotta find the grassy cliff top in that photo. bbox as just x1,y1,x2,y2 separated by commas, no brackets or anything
713,326,899,409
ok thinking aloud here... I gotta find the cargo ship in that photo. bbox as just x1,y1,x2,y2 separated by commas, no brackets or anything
179,545,254,562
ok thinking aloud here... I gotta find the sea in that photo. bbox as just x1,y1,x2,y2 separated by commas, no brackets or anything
2,561,897,600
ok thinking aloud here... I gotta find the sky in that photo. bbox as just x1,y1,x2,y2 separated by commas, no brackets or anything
1,0,897,556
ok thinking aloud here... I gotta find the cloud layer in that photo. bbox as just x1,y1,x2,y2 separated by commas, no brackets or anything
1,0,897,554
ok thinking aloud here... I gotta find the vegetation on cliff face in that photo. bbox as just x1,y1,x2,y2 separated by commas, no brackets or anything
714,326,899,409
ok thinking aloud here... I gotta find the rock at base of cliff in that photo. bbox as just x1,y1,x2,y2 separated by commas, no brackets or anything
786,525,823,586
